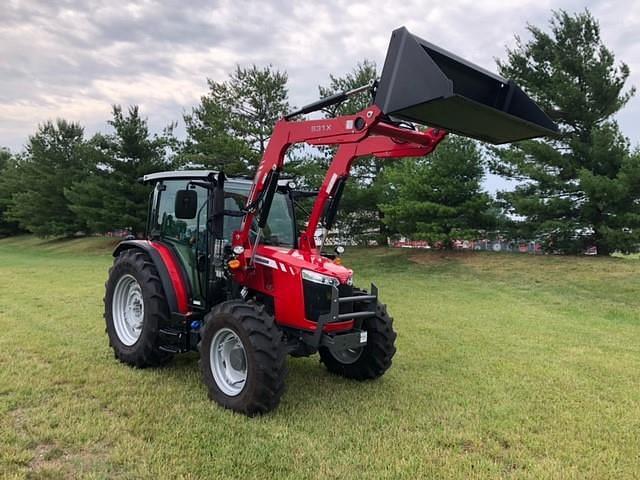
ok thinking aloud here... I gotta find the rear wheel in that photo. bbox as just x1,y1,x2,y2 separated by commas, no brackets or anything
319,301,396,380
104,249,173,367
199,300,287,416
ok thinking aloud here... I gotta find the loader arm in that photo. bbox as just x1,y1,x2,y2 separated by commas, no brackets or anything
233,106,447,252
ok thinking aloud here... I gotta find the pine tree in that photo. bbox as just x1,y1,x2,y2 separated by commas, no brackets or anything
66,105,175,236
5,120,91,237
0,148,23,236
181,65,290,175
492,9,638,254
381,136,494,246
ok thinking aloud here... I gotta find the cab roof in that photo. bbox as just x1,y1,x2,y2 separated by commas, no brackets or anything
141,170,253,185
141,170,295,189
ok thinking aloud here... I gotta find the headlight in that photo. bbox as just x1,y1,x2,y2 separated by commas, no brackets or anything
301,269,339,287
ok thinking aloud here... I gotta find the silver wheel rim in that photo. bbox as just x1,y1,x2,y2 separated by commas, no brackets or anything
210,328,247,396
330,345,364,364
112,274,144,346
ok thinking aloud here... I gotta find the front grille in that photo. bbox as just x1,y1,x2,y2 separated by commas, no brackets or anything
303,280,353,322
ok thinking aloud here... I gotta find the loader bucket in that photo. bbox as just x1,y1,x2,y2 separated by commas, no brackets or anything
374,27,558,144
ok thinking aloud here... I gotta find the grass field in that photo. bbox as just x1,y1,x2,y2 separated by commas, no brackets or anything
1,236,639,479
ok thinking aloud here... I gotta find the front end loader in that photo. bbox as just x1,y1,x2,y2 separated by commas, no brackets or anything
104,27,557,415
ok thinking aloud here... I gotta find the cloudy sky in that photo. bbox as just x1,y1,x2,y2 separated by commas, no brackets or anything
2,0,638,166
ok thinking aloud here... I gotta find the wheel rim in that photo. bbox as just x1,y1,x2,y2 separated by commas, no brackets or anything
210,328,248,396
112,274,144,346
329,345,364,364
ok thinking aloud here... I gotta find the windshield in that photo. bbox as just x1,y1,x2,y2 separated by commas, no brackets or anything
224,184,296,247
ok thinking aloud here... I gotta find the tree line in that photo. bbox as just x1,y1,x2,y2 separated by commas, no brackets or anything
1,9,638,255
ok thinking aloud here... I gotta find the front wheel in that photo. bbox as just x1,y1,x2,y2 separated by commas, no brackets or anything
199,300,287,416
319,301,396,380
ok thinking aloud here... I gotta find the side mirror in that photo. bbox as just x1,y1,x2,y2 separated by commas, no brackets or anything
175,189,198,219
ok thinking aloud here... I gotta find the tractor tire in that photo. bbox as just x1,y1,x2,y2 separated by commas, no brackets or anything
104,248,173,367
319,300,396,380
199,300,287,416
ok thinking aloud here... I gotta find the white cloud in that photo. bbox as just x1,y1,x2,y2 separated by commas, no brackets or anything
0,0,638,160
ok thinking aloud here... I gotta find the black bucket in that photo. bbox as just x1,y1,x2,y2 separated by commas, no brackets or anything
374,27,558,144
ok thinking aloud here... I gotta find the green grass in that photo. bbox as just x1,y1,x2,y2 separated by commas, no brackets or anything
1,237,639,479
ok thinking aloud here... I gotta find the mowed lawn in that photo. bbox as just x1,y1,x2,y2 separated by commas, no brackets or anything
1,237,639,479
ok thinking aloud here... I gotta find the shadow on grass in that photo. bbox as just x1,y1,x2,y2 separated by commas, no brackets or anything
153,349,398,418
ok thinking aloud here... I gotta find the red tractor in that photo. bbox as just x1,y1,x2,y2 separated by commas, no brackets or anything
104,27,557,415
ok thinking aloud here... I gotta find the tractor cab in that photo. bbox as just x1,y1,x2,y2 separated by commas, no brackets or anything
139,169,359,343
141,170,296,307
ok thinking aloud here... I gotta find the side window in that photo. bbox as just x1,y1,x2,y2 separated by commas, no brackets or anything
152,180,294,248
155,180,207,243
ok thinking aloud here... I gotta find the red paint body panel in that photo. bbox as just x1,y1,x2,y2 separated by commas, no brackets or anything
234,245,354,333
150,241,190,314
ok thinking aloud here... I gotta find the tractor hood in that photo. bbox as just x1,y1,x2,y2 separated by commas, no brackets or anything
374,27,558,144
257,246,353,285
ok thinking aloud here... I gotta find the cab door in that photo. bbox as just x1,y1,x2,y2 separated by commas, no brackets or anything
152,179,209,305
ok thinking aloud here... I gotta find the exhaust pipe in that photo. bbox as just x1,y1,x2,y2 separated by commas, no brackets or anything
374,27,558,144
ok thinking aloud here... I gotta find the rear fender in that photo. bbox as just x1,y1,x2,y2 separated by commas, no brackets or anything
112,240,189,315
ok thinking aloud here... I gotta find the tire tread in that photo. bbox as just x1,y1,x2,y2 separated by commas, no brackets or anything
199,300,287,416
104,248,173,368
